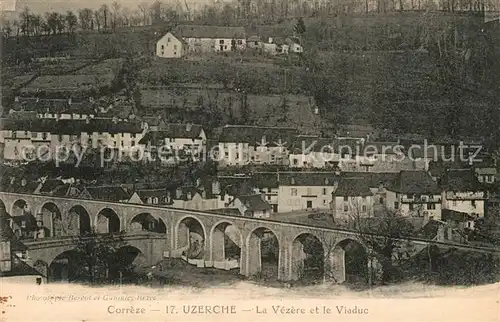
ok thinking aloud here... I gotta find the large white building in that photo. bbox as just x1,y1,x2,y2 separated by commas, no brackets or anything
156,25,247,58
217,125,298,167
0,118,145,161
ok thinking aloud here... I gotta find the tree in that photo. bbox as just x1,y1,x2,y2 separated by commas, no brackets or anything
138,3,149,26
111,1,121,31
94,10,102,31
72,229,129,284
100,4,110,30
294,17,306,36
20,6,31,36
66,11,78,34
347,205,415,284
78,8,94,30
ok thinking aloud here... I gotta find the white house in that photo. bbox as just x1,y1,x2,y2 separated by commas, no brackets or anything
1,118,145,162
385,170,442,221
171,25,246,54
277,172,339,213
228,194,272,218
12,96,96,120
156,32,186,58
285,37,303,53
288,136,340,169
331,178,375,223
441,169,486,218
217,125,298,167
251,172,280,213
139,123,206,164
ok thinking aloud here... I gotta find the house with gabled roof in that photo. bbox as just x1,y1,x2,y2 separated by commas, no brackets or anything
332,178,374,221
78,186,141,203
218,125,299,167
156,32,187,58
228,194,272,218
139,123,206,164
165,25,246,54
385,170,442,221
277,172,339,213
288,136,340,169
440,169,486,218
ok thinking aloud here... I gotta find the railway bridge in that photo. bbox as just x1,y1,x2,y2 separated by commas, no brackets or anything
1,192,498,283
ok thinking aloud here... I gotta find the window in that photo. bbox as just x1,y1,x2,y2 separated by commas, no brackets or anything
224,45,227,49
167,37,171,42
267,188,272,193
362,205,367,212
58,134,63,141
237,40,243,45
131,133,136,138
255,41,258,45
323,188,327,195
174,45,177,50
472,200,476,208
42,133,47,140
291,188,297,196
131,141,136,147
174,52,177,55
344,205,349,212
161,45,165,50
427,203,436,210
394,202,399,209
409,203,414,211
267,196,271,201
219,40,224,44
452,200,457,206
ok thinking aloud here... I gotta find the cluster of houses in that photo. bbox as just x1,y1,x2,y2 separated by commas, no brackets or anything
155,24,304,59
1,96,499,245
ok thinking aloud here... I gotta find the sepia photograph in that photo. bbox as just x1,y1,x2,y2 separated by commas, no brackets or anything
0,0,499,320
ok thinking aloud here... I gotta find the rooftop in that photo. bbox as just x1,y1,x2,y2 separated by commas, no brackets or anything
333,178,373,197
174,25,246,39
218,125,299,145
231,194,272,211
388,170,441,195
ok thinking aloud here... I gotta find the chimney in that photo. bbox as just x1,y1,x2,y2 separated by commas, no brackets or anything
14,96,19,102
36,97,40,103
85,116,90,124
89,96,94,103
21,179,27,187
268,37,273,44
186,123,193,132
176,187,182,199
112,116,118,124
68,98,72,105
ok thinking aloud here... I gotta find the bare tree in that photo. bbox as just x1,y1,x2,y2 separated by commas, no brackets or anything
78,8,94,31
138,2,149,26
347,205,415,284
94,10,102,31
111,1,121,31
66,11,78,34
100,4,110,30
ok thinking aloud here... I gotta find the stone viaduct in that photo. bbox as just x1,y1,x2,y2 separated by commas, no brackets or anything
1,192,498,283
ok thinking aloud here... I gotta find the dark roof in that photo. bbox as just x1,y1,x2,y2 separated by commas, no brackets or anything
231,194,272,211
174,25,246,39
440,169,483,192
216,176,253,196
333,178,373,197
139,123,204,144
388,171,441,194
82,186,131,202
442,209,475,222
218,125,299,144
0,118,143,134
341,172,398,189
279,172,339,186
251,172,279,189
416,219,445,240
13,97,94,114
39,179,65,194
336,124,375,138
289,136,336,154
364,141,402,155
